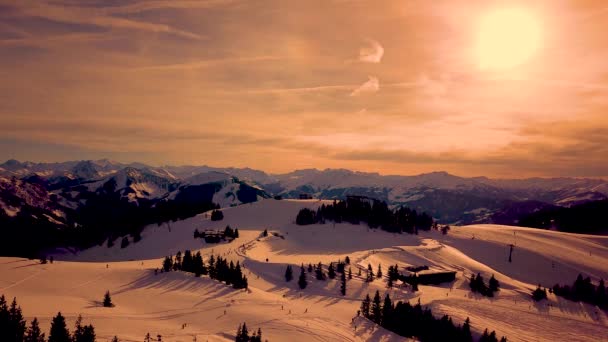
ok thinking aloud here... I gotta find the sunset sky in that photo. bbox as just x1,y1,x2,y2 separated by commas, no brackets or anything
1,0,607,178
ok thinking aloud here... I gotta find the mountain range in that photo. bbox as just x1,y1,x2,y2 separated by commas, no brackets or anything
2,158,608,227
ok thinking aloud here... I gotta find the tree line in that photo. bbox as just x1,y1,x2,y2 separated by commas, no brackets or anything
0,295,108,342
235,323,263,342
551,274,606,310
296,197,434,234
160,251,248,290
359,291,507,342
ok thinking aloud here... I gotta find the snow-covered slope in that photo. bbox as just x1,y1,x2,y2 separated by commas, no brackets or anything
1,199,606,341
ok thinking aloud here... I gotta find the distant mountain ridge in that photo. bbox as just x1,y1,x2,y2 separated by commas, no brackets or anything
1,159,607,227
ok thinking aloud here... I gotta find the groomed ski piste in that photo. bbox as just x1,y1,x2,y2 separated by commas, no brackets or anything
1,199,607,341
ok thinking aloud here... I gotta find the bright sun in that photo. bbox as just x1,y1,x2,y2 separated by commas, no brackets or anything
476,8,541,71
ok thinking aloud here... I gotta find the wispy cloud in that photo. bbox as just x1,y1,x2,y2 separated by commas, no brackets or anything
358,39,384,63
132,56,283,72
2,0,205,40
350,76,379,96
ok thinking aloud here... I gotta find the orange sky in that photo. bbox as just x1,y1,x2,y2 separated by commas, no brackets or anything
0,0,607,178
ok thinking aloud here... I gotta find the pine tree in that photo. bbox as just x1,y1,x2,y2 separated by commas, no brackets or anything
411,274,419,292
0,295,9,342
358,268,362,277
81,324,95,342
315,262,326,280
285,265,293,282
340,271,347,296
236,322,249,342
360,294,371,318
73,315,84,342
345,256,350,264
381,294,393,328
111,337,119,342
348,267,352,280
328,263,336,279
489,274,500,294
377,264,383,279
145,333,152,342
262,229,268,237
308,263,313,273
462,317,472,342
367,264,375,282
8,297,26,342
103,290,113,307
298,264,308,289
49,312,70,342
162,256,173,272
371,291,382,324
25,317,45,342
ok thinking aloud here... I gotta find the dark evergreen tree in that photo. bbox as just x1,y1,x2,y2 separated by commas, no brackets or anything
236,322,249,342
315,262,326,281
8,297,26,342
210,210,224,221
360,294,371,318
111,337,119,342
348,267,352,280
73,315,85,342
462,317,472,342
367,264,374,282
262,229,268,237
285,265,293,282
103,291,113,307
328,263,336,279
25,317,45,342
49,312,70,342
340,271,346,296
120,237,129,249
298,264,308,289
532,285,547,301
381,294,393,327
377,264,383,279
0,295,9,342
345,256,350,264
371,290,382,324
162,256,173,272
80,324,95,342
489,275,500,294
307,263,313,273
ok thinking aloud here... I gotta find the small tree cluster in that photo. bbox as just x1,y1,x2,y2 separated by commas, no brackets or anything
161,251,247,289
532,285,548,302
552,274,607,310
210,210,224,221
469,274,500,297
235,323,263,342
387,264,400,288
359,291,506,342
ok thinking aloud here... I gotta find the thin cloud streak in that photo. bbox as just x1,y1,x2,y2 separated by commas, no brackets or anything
350,76,379,96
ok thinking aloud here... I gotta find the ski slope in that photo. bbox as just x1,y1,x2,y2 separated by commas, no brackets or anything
1,199,607,341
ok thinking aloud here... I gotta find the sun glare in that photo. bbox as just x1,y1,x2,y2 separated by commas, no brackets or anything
476,8,541,71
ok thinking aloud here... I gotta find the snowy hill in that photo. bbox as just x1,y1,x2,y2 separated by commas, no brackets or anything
1,199,606,341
